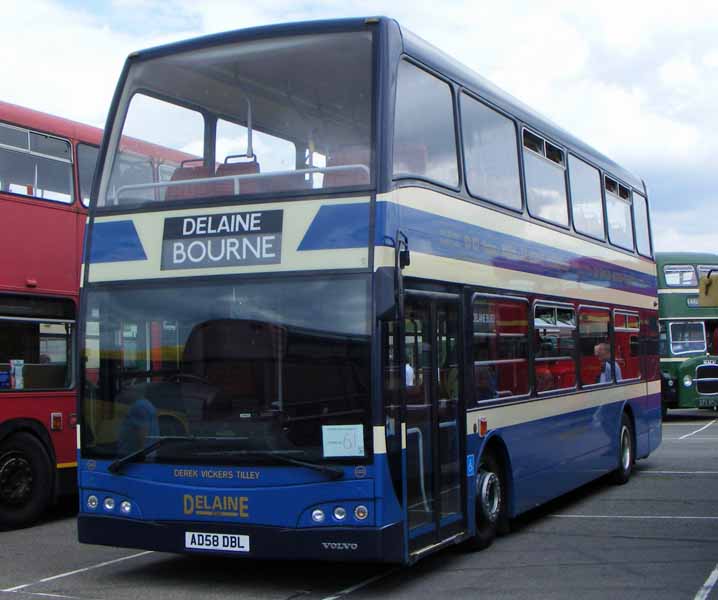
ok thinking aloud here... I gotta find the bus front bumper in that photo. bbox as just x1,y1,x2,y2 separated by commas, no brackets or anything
78,515,405,563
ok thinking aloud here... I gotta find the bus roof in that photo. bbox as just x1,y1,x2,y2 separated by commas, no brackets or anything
0,100,104,146
656,252,718,267
126,16,645,192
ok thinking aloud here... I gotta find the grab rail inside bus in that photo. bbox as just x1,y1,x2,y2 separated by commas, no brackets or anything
112,164,370,201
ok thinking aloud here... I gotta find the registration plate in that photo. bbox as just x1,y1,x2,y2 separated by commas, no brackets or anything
184,531,250,553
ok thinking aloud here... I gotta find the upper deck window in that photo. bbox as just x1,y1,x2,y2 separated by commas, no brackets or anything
522,130,568,226
698,265,718,280
393,61,458,188
100,31,373,208
0,122,73,204
664,265,697,287
605,176,634,251
633,192,652,257
568,154,604,240
460,94,521,211
77,143,99,207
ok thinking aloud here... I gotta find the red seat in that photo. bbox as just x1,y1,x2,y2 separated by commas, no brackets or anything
324,145,370,187
215,159,261,196
165,163,214,201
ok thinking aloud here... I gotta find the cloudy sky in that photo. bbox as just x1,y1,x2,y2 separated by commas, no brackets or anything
4,0,716,252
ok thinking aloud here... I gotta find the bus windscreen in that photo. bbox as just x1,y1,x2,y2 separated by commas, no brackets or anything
100,31,373,208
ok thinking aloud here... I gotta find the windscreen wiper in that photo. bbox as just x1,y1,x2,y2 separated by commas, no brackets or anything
108,436,197,474
195,449,344,480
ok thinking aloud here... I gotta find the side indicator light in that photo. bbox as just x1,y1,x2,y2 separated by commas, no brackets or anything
51,412,63,431
479,417,488,437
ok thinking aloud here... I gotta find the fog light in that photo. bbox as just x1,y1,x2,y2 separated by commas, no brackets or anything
683,375,693,388
311,509,325,523
354,505,368,520
103,497,115,511
333,506,347,521
87,495,98,510
667,379,674,387
120,500,132,514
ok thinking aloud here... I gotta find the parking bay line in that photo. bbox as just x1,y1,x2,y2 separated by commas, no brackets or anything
552,515,718,520
695,562,718,600
1,551,153,593
679,420,717,440
321,568,400,600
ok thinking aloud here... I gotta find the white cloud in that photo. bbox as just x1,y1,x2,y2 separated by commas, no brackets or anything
2,0,717,253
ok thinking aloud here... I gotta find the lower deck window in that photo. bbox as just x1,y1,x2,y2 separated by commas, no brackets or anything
0,297,74,390
534,305,576,392
473,296,529,402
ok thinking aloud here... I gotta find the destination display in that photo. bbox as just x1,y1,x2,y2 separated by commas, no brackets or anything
161,210,283,270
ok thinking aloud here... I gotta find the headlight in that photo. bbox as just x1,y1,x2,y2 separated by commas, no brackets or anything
311,509,325,523
103,497,116,511
667,379,674,387
120,500,132,515
87,495,98,510
333,506,347,521
683,375,693,388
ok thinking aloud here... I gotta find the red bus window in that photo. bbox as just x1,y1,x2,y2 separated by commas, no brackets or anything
579,307,610,386
473,296,529,402
534,305,576,393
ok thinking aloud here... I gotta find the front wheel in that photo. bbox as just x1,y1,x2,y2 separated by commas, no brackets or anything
0,433,54,529
612,414,634,485
466,452,504,551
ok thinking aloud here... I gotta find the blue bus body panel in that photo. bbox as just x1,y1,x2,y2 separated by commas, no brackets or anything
466,391,661,518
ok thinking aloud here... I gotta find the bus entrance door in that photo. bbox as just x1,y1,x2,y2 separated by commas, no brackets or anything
404,293,465,555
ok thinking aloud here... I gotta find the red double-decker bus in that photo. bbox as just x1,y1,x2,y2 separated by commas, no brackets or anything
0,100,206,527
0,101,103,528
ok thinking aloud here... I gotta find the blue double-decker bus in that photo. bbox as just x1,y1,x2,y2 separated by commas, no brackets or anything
77,17,661,564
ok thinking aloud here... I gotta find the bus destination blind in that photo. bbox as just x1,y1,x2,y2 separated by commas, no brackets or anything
161,210,283,270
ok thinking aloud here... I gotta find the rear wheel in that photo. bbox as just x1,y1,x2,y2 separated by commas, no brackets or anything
612,413,634,485
0,433,53,529
466,451,504,551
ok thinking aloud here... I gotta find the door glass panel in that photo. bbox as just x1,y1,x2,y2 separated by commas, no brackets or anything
437,303,461,522
404,301,434,538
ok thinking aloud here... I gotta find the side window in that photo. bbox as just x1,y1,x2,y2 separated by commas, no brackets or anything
568,155,604,239
0,295,75,391
578,307,610,386
106,94,204,206
215,118,300,194
605,176,634,250
614,311,641,381
461,94,522,211
664,265,697,287
0,122,73,204
523,130,568,226
534,305,576,392
77,143,100,207
473,296,529,402
633,192,652,257
393,61,458,187
669,321,706,355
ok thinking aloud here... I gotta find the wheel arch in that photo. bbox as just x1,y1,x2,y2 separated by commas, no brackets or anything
0,418,57,470
478,433,515,519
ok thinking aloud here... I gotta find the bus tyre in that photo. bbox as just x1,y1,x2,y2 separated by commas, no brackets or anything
0,433,53,529
612,414,634,485
467,452,504,551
